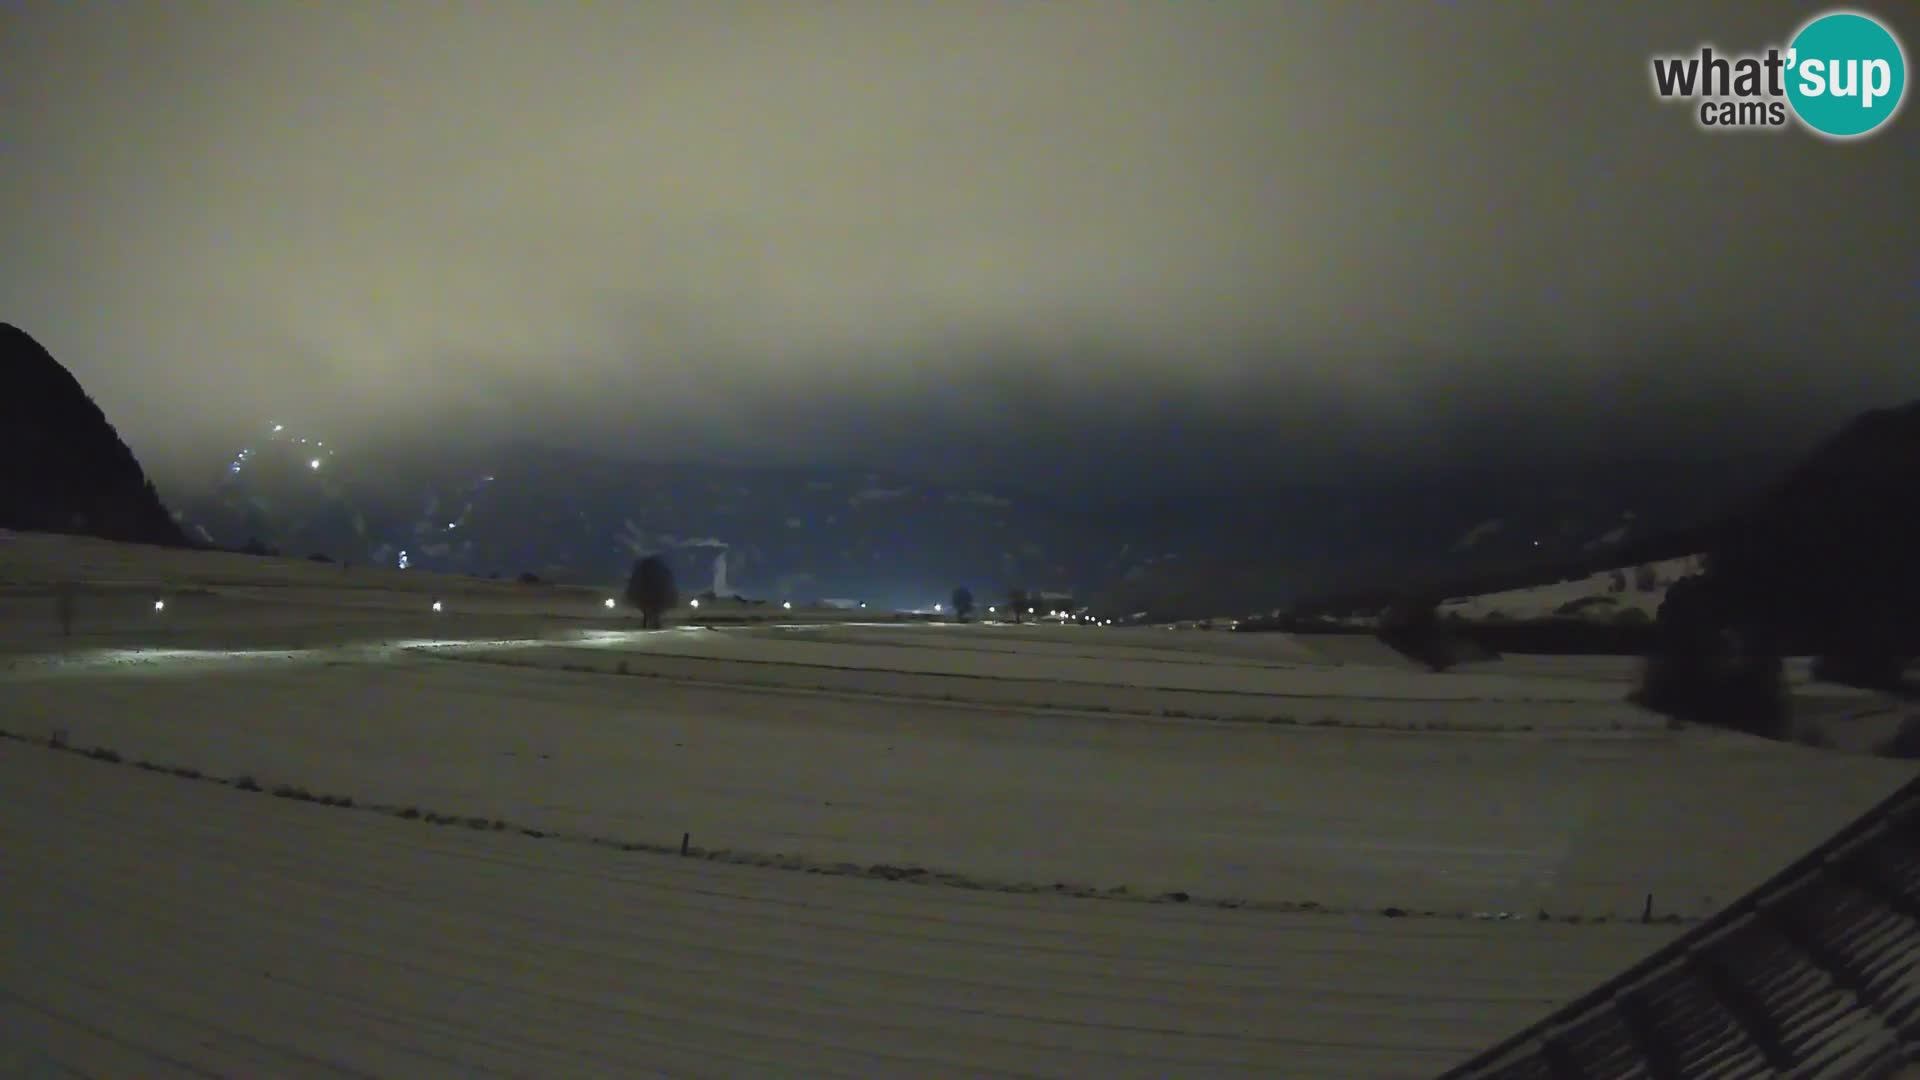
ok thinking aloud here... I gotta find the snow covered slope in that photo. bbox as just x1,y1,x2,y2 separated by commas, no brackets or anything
1439,555,1706,623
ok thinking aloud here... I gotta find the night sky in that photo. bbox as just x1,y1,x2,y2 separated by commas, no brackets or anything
3,2,1915,498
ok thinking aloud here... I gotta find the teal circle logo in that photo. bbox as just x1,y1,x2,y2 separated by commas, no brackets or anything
1786,11,1907,138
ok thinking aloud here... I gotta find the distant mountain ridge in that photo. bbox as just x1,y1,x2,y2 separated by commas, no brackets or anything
172,418,1787,616
174,433,1113,607
0,323,187,547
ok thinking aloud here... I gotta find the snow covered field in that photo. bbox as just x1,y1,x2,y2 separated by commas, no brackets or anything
3,533,1911,1077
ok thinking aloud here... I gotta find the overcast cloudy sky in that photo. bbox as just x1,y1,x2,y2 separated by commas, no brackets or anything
3,1,1915,495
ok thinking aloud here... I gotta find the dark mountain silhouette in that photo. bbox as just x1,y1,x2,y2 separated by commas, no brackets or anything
1285,400,1920,635
1705,398,1920,661
0,323,188,547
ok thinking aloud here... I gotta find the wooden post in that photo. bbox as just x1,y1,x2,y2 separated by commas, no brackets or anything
680,832,690,856
55,581,75,637
1642,893,1653,923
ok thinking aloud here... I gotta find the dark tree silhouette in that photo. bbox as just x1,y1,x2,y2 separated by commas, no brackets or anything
626,555,677,629
1006,587,1029,625
951,586,974,622
1376,595,1458,672
1633,574,1788,738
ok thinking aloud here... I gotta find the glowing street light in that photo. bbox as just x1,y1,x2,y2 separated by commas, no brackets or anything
153,599,166,613
933,603,943,613
309,459,321,470
431,600,443,613
604,598,616,609
782,601,793,610
690,598,701,608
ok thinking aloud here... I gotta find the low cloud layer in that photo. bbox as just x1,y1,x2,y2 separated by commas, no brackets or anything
4,1,1914,494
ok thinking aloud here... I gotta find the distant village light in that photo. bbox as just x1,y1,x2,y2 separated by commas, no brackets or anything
431,600,443,612
783,601,793,610
309,459,321,470
604,598,616,609
153,599,166,612
690,598,700,608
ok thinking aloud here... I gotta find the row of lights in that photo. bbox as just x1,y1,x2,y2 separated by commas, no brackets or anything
595,597,766,611
146,594,1108,624
149,592,1093,621
229,423,332,477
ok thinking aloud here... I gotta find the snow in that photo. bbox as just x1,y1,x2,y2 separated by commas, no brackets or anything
2,531,1911,1076
1581,522,1630,550
849,485,912,505
950,491,1013,508
0,741,1680,1079
1452,518,1505,551
1440,554,1706,622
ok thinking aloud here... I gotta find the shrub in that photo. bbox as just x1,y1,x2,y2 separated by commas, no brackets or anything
1812,650,1907,691
517,571,541,585
1377,596,1458,672
1554,595,1615,618
1878,716,1920,760
1794,724,1835,749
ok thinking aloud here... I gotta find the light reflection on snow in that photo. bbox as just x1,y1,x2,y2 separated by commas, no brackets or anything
4,619,891,679
4,646,329,677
